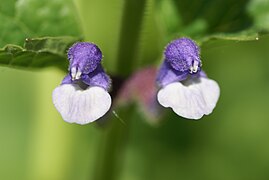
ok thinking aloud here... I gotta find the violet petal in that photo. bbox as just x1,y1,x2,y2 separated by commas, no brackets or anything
156,61,189,88
81,64,111,91
61,74,72,84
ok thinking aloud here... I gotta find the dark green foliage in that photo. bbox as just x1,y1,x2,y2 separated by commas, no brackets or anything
0,37,79,70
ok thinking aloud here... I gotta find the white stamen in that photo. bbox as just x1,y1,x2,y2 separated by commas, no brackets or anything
190,66,194,73
192,61,199,73
193,66,198,73
190,61,199,73
71,67,82,80
75,70,82,80
71,67,77,80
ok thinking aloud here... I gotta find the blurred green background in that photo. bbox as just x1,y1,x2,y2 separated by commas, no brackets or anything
1,0,269,180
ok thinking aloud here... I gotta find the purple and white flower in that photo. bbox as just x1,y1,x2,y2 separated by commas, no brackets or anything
52,42,111,125
156,38,220,119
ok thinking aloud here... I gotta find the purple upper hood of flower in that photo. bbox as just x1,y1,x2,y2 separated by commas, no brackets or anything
62,42,111,91
165,38,201,72
68,42,102,74
157,37,203,87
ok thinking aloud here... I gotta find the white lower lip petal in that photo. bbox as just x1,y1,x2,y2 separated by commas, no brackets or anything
157,77,220,119
52,84,111,124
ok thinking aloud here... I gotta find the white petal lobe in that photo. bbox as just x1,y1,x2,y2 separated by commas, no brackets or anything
52,84,111,125
157,77,220,119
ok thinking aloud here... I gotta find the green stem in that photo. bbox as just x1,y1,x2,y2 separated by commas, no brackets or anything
116,0,147,76
93,114,129,180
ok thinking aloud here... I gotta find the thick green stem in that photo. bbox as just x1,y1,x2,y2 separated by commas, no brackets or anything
93,113,129,180
116,0,147,76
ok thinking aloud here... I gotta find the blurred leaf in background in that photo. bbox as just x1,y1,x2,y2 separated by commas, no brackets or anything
173,0,252,33
248,0,269,31
0,0,80,46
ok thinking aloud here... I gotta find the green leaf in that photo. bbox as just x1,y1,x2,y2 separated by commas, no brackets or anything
198,31,269,52
172,0,252,34
155,0,256,42
154,0,269,54
199,30,260,44
0,0,80,47
0,37,79,70
247,0,269,31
